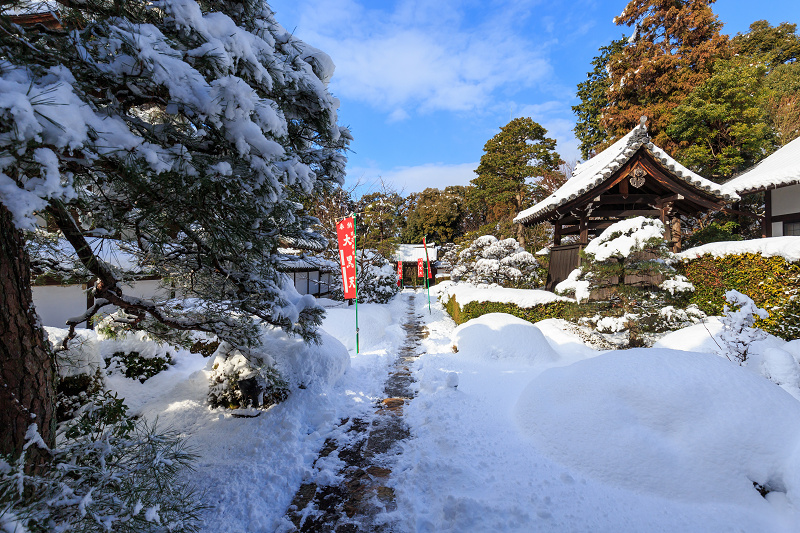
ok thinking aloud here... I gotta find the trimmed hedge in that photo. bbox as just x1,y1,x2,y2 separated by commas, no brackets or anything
678,253,800,340
445,295,580,325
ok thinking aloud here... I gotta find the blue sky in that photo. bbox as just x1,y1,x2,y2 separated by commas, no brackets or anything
268,0,800,196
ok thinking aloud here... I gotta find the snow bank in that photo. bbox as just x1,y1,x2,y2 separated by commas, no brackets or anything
440,282,573,308
258,326,350,390
451,313,558,364
675,237,800,262
515,348,800,506
321,303,393,352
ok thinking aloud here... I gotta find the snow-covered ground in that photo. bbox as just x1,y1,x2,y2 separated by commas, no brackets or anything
79,286,800,532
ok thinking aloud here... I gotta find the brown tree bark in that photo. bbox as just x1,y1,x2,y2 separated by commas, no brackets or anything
0,202,56,472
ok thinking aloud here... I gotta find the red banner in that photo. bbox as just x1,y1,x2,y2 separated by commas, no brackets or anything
417,257,424,277
397,261,403,286
337,217,356,299
423,236,431,279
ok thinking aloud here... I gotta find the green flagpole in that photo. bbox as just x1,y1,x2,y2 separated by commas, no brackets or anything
423,236,432,314
353,214,359,354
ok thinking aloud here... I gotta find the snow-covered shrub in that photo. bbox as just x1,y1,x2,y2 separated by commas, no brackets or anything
207,343,288,409
715,290,769,364
331,250,400,304
451,236,541,288
44,328,106,422
0,391,204,532
556,217,695,346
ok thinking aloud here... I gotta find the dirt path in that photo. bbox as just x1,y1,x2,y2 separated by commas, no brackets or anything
284,292,427,532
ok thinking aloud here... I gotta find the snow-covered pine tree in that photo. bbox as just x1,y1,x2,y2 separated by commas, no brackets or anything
556,217,694,346
451,235,541,289
1,0,349,459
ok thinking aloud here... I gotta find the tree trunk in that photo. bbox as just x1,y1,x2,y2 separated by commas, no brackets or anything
0,202,56,472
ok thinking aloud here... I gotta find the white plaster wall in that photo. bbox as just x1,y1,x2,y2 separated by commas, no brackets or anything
772,184,800,217
773,221,784,237
33,279,167,329
32,285,88,328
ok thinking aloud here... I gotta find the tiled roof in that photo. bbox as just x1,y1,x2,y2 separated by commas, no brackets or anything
722,136,800,195
514,121,738,225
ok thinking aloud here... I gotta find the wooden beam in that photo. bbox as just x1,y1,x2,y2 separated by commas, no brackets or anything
638,156,726,211
765,189,773,238
554,222,562,246
594,194,660,204
589,209,662,218
619,177,629,198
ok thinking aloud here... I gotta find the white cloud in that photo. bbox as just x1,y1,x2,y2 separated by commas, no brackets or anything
285,0,553,117
347,162,478,194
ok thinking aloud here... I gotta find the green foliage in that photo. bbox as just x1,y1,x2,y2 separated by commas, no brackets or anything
470,118,562,228
679,253,800,339
732,20,800,67
573,36,627,159
1,390,206,532
356,190,405,259
763,62,800,144
402,186,467,244
105,351,174,383
683,220,742,249
443,296,579,326
667,59,775,182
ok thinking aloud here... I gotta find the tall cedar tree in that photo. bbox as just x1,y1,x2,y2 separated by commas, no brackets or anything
0,0,349,466
603,0,730,154
573,37,627,159
470,117,562,246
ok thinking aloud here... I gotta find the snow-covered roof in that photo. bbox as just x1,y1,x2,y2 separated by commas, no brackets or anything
674,237,800,263
394,244,438,262
276,249,338,272
514,122,739,225
722,136,800,195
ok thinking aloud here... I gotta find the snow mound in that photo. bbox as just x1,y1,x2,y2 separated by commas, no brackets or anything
441,283,573,308
452,313,558,364
515,348,800,505
262,326,349,390
321,303,392,352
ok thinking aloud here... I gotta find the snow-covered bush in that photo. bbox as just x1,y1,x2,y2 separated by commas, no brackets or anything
715,290,769,364
207,342,288,409
556,217,695,345
331,251,400,304
0,392,204,532
451,236,541,288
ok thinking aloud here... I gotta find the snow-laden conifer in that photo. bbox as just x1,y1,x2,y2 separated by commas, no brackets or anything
451,235,541,288
1,0,351,348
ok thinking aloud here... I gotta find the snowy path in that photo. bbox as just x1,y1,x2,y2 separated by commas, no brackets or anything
283,292,426,531
118,286,800,532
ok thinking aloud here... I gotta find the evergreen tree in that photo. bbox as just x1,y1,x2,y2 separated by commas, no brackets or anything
667,58,775,181
0,0,349,464
763,63,800,144
356,187,405,258
556,217,693,346
603,0,730,153
573,37,627,160
450,234,541,289
732,21,800,145
470,117,562,246
402,186,465,244
732,20,800,68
